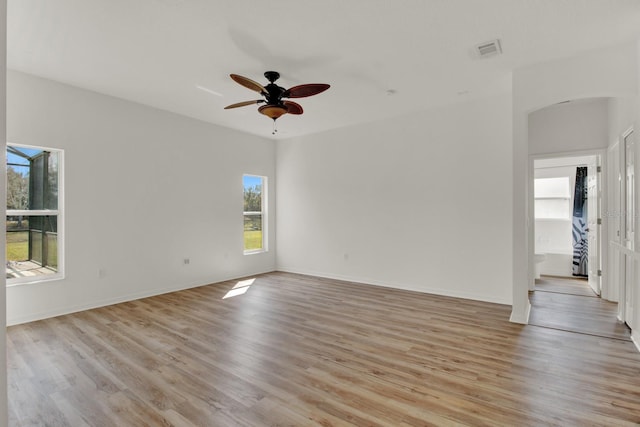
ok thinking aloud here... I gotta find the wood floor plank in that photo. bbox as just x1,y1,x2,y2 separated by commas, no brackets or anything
535,275,597,296
530,276,631,340
7,271,640,426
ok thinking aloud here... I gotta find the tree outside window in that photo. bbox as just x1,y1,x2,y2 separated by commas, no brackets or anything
243,175,266,253
6,144,63,283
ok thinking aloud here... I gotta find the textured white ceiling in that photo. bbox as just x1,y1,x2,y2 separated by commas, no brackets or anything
7,0,640,139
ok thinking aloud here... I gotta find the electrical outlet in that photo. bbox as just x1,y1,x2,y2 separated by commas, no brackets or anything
183,258,190,265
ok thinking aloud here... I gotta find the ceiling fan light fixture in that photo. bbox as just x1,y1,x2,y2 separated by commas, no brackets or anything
225,71,330,134
258,104,288,120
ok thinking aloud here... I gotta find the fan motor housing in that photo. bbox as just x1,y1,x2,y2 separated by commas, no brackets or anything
264,83,286,104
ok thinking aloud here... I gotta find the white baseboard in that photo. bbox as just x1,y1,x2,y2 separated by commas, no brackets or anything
276,266,511,306
7,269,277,326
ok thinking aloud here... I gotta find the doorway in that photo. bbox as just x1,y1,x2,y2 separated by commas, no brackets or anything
532,154,601,293
531,152,632,339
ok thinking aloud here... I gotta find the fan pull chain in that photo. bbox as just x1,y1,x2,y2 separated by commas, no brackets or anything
272,119,278,135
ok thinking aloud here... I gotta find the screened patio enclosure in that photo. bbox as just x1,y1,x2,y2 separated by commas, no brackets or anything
6,145,60,280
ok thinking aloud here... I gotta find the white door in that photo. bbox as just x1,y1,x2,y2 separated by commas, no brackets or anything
587,162,600,295
624,131,635,327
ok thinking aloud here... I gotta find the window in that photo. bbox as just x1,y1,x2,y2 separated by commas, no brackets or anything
243,175,266,253
6,144,63,283
534,177,571,219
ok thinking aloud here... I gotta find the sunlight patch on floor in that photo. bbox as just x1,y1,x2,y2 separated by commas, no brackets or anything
223,278,255,299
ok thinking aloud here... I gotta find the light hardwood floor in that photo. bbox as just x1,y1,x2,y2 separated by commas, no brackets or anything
7,272,640,426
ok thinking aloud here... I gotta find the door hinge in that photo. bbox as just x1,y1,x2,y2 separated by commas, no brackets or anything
597,269,602,277
597,166,602,173
597,218,602,225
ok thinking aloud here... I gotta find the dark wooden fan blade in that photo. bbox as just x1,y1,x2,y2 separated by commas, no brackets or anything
224,100,264,109
283,101,303,115
284,83,330,98
230,74,267,94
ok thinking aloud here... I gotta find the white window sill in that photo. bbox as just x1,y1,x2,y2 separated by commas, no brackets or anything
244,249,267,255
7,274,65,287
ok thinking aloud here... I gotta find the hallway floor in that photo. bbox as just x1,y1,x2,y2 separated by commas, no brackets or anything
530,275,631,341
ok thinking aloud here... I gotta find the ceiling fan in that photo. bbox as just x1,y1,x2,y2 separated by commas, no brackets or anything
224,71,330,132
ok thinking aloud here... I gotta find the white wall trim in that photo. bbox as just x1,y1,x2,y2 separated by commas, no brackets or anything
276,267,512,306
530,148,607,161
7,268,277,326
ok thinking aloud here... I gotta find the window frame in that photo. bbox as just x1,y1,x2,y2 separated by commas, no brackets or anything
534,177,572,220
6,143,64,285
243,174,267,255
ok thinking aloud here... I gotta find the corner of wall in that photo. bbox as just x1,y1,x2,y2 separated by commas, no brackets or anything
632,331,640,353
509,299,531,324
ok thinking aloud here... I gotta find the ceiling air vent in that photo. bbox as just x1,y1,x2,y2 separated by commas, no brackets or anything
476,39,502,58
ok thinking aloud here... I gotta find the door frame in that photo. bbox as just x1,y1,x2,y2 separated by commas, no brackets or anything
605,141,621,303
587,161,602,295
528,149,607,294
620,127,635,326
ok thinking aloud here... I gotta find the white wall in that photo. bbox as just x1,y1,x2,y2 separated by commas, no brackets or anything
512,41,639,323
6,71,276,325
608,97,638,142
529,98,609,155
276,93,513,304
